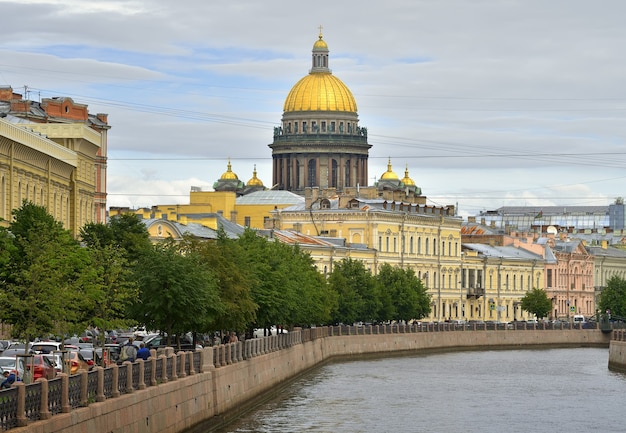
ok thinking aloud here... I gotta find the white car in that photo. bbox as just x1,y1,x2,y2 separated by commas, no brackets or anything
0,356,26,377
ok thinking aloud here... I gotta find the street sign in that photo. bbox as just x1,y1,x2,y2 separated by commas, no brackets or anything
569,306,575,313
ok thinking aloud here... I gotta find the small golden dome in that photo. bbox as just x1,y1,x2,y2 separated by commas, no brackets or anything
380,158,399,180
220,159,238,180
247,165,264,187
284,73,357,113
402,165,415,186
313,35,328,50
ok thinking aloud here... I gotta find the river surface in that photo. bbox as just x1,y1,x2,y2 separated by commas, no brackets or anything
210,348,626,433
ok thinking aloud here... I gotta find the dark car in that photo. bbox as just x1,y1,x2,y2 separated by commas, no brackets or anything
143,334,198,351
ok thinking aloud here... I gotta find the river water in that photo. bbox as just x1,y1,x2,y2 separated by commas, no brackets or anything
211,348,626,433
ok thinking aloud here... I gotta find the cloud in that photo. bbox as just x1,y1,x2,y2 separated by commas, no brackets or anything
1,0,625,215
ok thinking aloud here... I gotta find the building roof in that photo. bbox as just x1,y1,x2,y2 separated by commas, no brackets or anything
463,243,545,262
236,190,304,205
141,213,245,240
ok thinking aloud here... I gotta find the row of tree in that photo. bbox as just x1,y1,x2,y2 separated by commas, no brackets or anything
3,202,625,345
0,202,432,344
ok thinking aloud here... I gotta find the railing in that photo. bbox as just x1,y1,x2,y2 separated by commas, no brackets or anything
0,350,202,431
1,323,621,431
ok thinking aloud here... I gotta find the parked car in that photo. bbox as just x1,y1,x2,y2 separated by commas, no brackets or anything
24,354,57,380
67,350,91,375
0,356,26,377
43,353,64,374
143,334,198,351
31,341,64,354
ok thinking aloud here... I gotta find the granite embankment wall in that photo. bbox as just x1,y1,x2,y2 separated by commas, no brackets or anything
608,329,626,373
10,326,614,433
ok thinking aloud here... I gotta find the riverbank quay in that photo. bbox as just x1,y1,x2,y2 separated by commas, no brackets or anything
608,329,626,373
1,324,612,433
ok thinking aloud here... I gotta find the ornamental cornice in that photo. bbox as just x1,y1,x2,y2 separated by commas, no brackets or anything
0,120,77,167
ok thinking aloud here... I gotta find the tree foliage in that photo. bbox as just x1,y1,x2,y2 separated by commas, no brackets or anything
181,231,256,334
328,258,379,324
1,201,94,340
375,263,431,322
598,276,626,319
520,288,552,319
130,241,223,341
234,229,335,332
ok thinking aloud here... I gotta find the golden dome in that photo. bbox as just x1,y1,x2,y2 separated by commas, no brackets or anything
283,31,357,113
284,74,357,113
313,38,328,50
247,165,264,187
380,158,399,180
402,165,415,186
220,159,238,180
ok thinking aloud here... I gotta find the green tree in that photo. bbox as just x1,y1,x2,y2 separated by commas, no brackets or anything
598,276,626,319
181,231,256,334
520,288,552,320
328,258,379,325
107,213,152,263
2,201,94,342
130,241,223,347
376,264,431,322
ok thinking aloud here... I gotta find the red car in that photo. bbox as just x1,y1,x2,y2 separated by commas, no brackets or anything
25,354,57,380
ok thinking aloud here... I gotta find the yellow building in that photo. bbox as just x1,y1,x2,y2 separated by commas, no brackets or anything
113,163,304,230
1,87,108,237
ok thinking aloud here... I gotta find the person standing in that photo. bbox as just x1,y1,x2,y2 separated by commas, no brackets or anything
121,337,138,363
136,343,151,361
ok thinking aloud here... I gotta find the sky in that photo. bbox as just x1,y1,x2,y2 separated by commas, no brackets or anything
1,0,625,218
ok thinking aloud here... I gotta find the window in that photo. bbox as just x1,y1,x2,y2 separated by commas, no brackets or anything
244,216,251,227
321,121,326,132
308,159,316,186
331,159,338,187
547,269,553,287
425,238,429,255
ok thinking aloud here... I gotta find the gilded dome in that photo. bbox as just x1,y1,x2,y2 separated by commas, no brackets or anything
247,165,264,187
284,74,357,113
283,32,357,113
380,158,399,180
401,165,415,186
313,35,328,50
220,159,238,180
